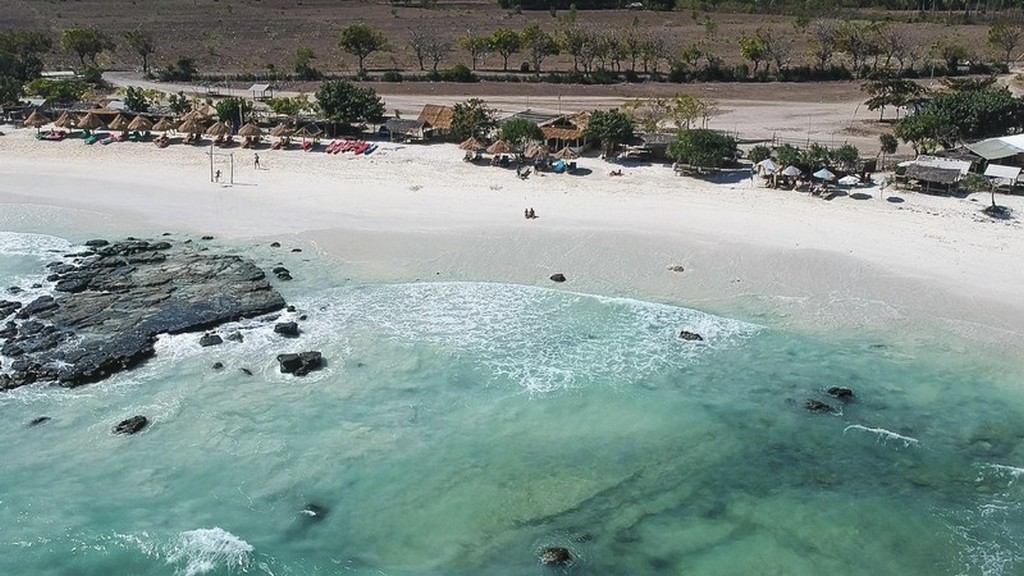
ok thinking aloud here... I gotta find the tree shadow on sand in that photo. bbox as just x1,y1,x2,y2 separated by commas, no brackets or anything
885,196,905,204
849,192,873,200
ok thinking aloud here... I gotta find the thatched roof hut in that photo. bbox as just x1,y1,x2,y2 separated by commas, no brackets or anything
177,118,204,135
23,110,51,129
270,123,294,137
293,123,323,138
904,163,961,194
458,136,487,151
152,118,176,132
106,114,130,131
523,143,550,160
486,139,511,155
552,146,579,160
53,110,77,129
127,115,154,132
236,122,263,137
417,104,453,137
77,112,106,131
205,121,230,136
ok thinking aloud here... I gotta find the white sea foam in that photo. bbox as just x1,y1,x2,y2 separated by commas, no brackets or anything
842,424,920,447
0,231,72,257
295,281,763,394
165,527,254,576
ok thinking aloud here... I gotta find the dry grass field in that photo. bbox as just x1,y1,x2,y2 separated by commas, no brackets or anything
0,0,996,83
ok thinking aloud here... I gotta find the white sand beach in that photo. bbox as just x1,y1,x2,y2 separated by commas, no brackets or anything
2,127,1022,348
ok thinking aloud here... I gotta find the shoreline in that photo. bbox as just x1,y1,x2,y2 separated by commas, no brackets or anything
1,127,1022,352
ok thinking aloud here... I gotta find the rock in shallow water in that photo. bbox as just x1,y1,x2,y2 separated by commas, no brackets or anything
549,273,566,283
277,351,323,376
199,333,223,347
805,399,836,414
274,322,300,337
678,330,704,341
827,386,854,400
113,415,149,435
27,416,51,427
0,238,286,390
539,547,573,567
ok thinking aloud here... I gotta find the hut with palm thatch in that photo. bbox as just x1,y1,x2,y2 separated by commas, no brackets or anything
23,110,51,132
152,118,176,132
127,115,153,133
237,122,263,148
106,114,130,134
53,110,77,132
416,104,453,140
77,112,106,133
177,117,205,143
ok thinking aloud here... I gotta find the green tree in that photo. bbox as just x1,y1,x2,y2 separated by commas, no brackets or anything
831,143,860,172
0,30,51,104
215,97,254,126
861,75,925,121
878,132,897,169
520,23,558,73
168,91,191,116
158,56,198,82
488,28,521,72
315,79,385,125
60,28,114,67
339,23,388,73
748,145,771,164
738,35,766,74
123,30,155,75
122,85,149,112
458,34,490,70
22,78,88,102
500,117,544,151
268,95,311,117
583,109,635,158
775,143,801,168
668,129,737,169
988,24,1023,65
294,47,321,80
893,88,1024,150
450,98,498,141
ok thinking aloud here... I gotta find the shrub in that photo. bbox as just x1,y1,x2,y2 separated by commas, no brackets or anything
381,70,404,82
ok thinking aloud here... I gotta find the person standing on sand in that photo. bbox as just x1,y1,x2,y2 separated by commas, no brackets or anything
254,153,260,170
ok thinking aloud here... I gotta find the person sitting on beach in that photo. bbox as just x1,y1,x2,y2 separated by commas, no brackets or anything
528,208,536,219
524,208,530,219
610,169,623,176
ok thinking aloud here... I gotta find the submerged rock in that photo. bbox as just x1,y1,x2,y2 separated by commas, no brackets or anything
239,367,253,376
277,351,323,376
668,265,685,272
679,330,704,341
27,416,51,427
0,238,286,391
804,399,836,414
827,386,854,400
226,331,243,342
113,415,149,435
549,273,567,283
300,503,328,520
212,362,224,370
539,547,573,567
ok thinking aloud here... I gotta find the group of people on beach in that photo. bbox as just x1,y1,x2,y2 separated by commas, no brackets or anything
524,208,537,219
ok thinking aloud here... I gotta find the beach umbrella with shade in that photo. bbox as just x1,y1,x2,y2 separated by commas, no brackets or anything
106,114,130,132
205,121,230,137
781,165,802,177
293,123,323,139
812,168,836,182
755,158,778,175
838,174,861,187
127,115,153,133
552,146,579,160
236,122,263,138
77,112,106,132
23,110,51,132
152,117,176,132
523,143,550,160
458,136,486,151
486,139,511,155
177,117,204,136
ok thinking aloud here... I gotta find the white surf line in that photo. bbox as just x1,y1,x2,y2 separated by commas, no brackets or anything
843,424,920,447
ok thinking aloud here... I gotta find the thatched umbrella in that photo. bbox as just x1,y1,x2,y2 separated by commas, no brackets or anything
177,117,204,135
236,122,263,138
23,110,51,131
270,123,294,138
486,139,511,155
77,112,106,131
127,115,153,132
523,143,550,160
152,117,177,132
53,110,77,130
107,114,130,132
458,136,486,151
205,121,230,137
552,146,579,160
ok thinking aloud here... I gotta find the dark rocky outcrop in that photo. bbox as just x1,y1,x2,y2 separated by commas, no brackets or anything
27,416,51,427
113,415,149,435
549,273,566,283
539,547,573,567
274,322,300,338
226,331,243,342
0,238,286,391
827,386,854,400
199,333,223,347
679,330,704,341
270,242,281,248
277,351,323,376
212,362,224,370
805,399,836,414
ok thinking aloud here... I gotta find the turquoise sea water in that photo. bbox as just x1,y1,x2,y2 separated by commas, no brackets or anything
1,228,1024,576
